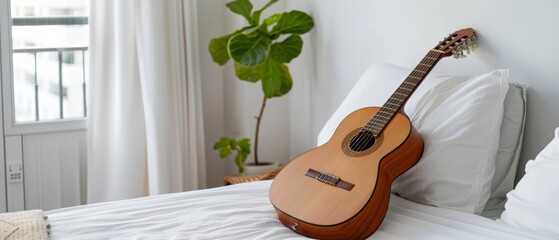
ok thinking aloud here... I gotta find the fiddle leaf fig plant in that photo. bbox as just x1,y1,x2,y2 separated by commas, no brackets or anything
209,0,314,174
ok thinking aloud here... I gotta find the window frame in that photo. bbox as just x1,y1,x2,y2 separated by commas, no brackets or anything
0,0,87,136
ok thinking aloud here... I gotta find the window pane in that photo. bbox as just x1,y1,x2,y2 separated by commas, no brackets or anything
10,0,88,123
62,50,85,118
36,51,60,121
12,52,37,122
11,0,87,17
11,25,88,49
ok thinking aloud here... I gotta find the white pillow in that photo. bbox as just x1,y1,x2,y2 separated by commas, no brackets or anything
501,128,559,238
483,84,527,215
317,62,509,213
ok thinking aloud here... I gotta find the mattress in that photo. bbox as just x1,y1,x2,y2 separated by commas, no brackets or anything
46,180,547,240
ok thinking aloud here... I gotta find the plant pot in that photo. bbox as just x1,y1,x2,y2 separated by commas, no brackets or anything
243,162,278,176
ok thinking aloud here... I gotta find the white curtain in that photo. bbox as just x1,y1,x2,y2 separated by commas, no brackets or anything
87,0,206,203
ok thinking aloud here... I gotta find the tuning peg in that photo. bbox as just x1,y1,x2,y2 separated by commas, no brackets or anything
452,49,460,58
471,36,478,50
458,43,470,55
452,49,467,59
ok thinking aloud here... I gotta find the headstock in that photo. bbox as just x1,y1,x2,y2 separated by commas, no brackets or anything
434,28,477,58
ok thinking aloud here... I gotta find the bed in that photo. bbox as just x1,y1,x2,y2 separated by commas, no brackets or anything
45,180,550,240
6,62,555,239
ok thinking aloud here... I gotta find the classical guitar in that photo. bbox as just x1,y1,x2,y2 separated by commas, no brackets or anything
269,28,478,239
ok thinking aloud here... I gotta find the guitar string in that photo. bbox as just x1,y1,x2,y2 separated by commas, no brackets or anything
329,50,441,178
325,51,439,177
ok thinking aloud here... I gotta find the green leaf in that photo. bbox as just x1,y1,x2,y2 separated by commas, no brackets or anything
251,0,279,24
213,137,230,149
264,13,282,27
261,58,282,98
241,26,259,35
235,62,261,82
235,152,246,174
272,11,314,35
238,138,251,155
209,34,234,65
270,34,303,63
219,148,232,159
226,0,253,23
276,64,293,97
214,137,233,158
228,33,271,67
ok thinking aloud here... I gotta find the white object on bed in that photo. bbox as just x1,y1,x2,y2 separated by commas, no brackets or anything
45,181,548,240
500,127,559,238
0,210,49,240
317,62,509,213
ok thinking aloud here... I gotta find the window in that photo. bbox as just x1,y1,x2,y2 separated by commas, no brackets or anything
0,0,89,134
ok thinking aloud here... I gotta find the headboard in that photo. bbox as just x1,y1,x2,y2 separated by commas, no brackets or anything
284,0,559,181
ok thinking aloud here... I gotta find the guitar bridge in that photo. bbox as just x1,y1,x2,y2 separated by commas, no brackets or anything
316,171,341,185
305,168,355,191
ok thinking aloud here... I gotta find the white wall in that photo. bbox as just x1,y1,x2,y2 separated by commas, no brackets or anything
285,0,559,181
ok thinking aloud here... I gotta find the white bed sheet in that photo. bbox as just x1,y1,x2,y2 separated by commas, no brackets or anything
46,181,546,240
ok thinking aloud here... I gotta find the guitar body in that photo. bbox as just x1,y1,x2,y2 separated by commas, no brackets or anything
269,107,424,240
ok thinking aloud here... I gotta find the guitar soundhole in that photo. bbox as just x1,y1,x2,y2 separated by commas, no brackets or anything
349,131,376,152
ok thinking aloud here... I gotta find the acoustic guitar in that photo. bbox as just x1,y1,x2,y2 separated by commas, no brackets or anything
269,28,478,239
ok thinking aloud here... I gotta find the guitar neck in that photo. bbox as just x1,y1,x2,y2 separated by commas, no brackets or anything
364,49,444,137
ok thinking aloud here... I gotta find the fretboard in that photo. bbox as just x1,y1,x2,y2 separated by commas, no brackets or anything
364,49,444,137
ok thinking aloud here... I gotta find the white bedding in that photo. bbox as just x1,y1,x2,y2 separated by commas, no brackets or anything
46,181,546,240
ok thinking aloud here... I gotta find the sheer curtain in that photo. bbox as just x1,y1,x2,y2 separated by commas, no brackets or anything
87,0,206,203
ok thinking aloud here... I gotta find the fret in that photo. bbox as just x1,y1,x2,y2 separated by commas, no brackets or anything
385,102,399,108
385,99,402,106
377,112,395,121
413,69,426,74
365,124,380,132
399,86,414,91
425,56,437,60
362,126,373,132
418,63,431,67
422,61,434,65
363,122,375,131
408,76,422,80
374,114,391,121
374,111,391,119
401,81,416,87
384,100,401,108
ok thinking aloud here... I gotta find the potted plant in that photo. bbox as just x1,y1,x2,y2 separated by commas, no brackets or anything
210,0,314,175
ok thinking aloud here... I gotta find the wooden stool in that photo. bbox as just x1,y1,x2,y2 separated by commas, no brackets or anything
223,166,284,185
